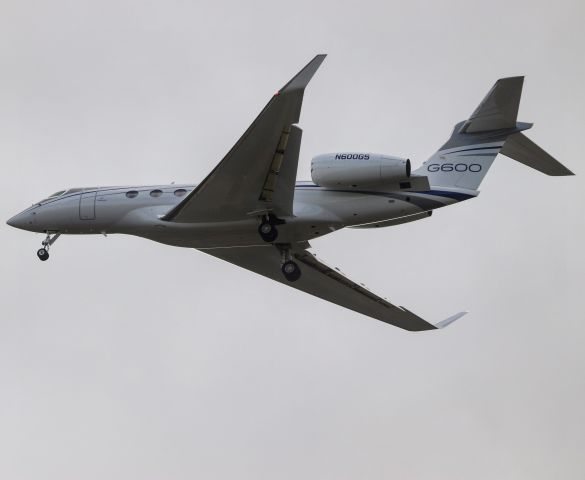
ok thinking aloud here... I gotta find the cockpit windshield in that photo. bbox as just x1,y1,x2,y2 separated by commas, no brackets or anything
39,188,86,204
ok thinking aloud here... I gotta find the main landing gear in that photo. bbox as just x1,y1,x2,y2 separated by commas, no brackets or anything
37,232,60,261
258,214,286,243
258,220,278,242
281,260,301,282
258,217,300,281
280,246,301,282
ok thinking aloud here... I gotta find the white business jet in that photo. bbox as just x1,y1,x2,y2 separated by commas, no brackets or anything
6,55,574,331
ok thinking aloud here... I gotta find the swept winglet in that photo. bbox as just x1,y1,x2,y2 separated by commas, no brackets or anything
279,54,327,94
434,311,468,329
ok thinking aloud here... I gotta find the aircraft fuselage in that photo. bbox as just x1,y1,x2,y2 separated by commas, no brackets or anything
7,182,466,249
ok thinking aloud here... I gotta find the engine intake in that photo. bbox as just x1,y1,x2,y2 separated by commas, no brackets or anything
311,153,411,189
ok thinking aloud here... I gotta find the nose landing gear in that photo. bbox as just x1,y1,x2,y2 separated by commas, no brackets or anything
37,232,60,261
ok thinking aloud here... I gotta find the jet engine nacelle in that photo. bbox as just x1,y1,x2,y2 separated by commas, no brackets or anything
311,153,411,188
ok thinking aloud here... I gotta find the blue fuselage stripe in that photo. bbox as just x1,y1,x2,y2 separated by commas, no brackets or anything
417,190,476,200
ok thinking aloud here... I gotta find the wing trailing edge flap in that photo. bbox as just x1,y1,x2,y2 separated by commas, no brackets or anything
202,244,466,332
258,125,303,217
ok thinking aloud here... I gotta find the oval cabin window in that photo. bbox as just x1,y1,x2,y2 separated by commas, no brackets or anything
174,188,187,197
126,190,139,198
150,189,163,198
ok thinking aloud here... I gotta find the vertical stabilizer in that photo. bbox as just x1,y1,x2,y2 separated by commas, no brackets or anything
414,77,573,191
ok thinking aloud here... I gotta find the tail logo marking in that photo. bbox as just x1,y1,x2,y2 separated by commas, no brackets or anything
427,163,483,173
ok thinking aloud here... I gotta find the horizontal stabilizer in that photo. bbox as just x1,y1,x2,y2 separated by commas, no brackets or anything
460,77,524,133
500,132,574,176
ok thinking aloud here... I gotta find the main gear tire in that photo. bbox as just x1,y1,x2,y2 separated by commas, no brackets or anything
258,222,278,243
281,260,301,282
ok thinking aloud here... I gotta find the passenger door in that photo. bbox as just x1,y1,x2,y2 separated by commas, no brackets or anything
79,190,97,220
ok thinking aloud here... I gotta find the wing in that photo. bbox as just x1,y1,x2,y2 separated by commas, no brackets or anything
201,244,466,332
164,55,327,223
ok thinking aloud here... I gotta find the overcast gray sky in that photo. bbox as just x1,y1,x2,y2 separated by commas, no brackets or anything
1,1,584,479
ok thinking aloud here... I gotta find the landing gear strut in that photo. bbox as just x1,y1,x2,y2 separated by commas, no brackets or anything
37,232,60,261
280,246,301,282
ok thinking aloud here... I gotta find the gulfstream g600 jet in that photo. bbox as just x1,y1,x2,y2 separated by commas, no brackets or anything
7,55,574,331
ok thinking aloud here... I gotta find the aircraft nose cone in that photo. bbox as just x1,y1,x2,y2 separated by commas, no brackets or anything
7,211,35,230
7,214,21,228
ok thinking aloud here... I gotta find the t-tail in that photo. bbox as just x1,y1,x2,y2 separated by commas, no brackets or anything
414,76,574,194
